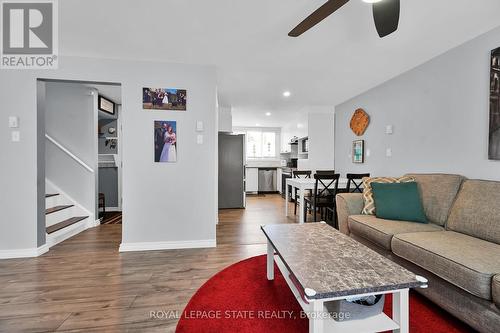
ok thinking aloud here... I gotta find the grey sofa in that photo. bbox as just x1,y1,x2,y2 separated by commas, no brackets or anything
336,174,500,333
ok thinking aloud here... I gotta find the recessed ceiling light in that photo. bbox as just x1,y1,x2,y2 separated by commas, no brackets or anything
362,0,383,3
265,112,271,116
283,91,291,97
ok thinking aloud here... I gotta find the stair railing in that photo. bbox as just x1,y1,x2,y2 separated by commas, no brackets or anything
45,134,94,173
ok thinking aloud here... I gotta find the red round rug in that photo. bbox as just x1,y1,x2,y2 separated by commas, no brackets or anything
176,255,475,333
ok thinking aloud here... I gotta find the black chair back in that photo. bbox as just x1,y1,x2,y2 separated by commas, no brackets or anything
293,170,312,178
346,173,370,193
313,173,340,200
315,170,335,176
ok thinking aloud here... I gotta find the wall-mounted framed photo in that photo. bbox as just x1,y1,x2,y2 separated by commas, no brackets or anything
352,140,365,164
154,121,177,163
489,47,500,160
143,88,187,111
98,95,115,115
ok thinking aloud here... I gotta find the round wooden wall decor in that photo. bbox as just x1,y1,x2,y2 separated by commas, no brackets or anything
350,108,370,136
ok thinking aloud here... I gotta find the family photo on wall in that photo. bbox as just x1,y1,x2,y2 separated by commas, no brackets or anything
154,121,177,163
143,88,187,111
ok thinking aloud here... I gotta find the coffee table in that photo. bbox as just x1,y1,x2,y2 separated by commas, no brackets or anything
261,223,427,333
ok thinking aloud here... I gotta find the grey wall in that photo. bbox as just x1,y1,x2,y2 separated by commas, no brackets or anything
0,56,216,252
335,26,500,180
44,82,97,216
36,81,46,247
98,167,118,208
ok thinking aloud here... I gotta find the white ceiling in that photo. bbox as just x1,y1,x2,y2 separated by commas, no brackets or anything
59,0,500,128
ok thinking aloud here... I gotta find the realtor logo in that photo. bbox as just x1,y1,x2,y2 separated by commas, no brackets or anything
1,0,58,69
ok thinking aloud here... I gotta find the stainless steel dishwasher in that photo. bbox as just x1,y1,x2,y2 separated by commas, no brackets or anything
258,168,277,193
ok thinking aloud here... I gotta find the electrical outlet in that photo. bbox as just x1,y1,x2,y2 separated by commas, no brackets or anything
197,134,203,144
386,148,392,157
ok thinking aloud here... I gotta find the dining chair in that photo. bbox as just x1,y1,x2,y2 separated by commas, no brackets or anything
292,170,312,215
303,173,340,223
343,173,370,193
315,170,335,176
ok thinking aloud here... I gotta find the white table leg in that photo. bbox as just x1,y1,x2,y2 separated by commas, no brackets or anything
299,188,305,224
392,289,409,333
267,240,274,280
309,300,324,333
285,182,289,217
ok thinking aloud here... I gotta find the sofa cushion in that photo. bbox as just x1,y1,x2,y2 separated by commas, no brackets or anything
348,215,443,250
392,231,500,300
361,176,415,215
405,174,464,226
493,275,500,308
371,182,427,223
447,180,500,245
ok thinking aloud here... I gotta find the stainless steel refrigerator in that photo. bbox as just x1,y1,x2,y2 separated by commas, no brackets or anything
218,133,245,209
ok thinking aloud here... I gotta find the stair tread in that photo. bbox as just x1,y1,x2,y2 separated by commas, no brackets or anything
46,216,88,234
45,205,74,215
45,193,59,198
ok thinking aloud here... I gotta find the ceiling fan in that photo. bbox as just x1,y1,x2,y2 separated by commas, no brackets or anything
289,0,400,38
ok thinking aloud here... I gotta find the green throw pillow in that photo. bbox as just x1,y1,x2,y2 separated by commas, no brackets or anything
371,182,427,223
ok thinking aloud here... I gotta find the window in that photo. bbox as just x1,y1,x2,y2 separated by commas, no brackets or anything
236,128,279,159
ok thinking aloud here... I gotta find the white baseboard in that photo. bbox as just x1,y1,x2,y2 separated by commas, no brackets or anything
87,219,101,228
1,218,98,260
119,239,216,252
0,243,49,259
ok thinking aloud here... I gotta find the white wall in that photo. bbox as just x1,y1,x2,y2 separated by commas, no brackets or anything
0,56,217,255
335,26,500,180
218,106,232,132
307,109,335,172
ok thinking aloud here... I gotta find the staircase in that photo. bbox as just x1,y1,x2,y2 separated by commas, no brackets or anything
45,182,96,247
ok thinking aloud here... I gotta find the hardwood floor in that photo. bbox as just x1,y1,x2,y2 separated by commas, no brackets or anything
0,194,299,332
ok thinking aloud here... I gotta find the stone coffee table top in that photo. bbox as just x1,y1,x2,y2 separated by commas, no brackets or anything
261,223,424,300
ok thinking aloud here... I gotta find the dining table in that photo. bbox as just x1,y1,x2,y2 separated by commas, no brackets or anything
285,177,350,224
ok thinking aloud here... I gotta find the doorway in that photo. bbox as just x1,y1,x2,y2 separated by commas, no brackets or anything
37,79,122,249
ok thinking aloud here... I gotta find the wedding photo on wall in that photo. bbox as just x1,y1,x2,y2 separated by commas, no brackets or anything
143,88,187,111
154,121,177,163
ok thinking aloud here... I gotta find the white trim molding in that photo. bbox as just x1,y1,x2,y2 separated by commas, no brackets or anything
119,239,216,252
0,244,49,259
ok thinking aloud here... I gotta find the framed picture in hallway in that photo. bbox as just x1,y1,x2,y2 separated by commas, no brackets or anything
143,88,187,111
352,140,364,163
154,121,177,163
489,47,500,160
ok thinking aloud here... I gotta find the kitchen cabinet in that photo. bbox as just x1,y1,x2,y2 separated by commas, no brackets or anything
245,167,259,192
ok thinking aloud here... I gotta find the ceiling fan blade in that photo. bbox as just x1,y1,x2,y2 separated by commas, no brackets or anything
373,0,400,38
288,0,350,37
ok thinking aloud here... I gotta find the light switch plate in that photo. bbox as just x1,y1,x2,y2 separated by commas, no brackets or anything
9,116,19,128
366,149,371,157
386,125,393,135
386,148,392,157
196,121,204,132
11,131,20,142
197,134,203,144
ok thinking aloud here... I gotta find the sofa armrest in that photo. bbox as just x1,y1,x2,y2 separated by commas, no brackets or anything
336,193,364,235
494,275,500,309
